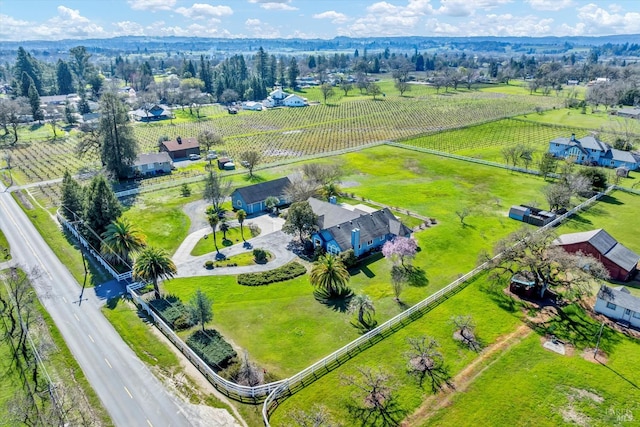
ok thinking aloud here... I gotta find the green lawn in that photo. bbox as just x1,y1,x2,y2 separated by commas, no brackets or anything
0,228,10,261
425,333,640,426
268,278,524,426
191,227,245,256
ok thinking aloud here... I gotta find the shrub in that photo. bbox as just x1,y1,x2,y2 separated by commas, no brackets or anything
180,183,191,197
204,260,214,269
149,295,194,331
186,329,237,370
253,248,268,263
237,261,306,286
248,223,261,237
339,249,358,268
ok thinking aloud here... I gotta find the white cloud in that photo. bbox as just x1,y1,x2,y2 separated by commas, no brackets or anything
526,0,573,12
243,18,281,37
436,0,513,17
342,0,435,37
575,3,640,34
127,0,176,12
313,11,348,24
248,0,297,11
175,4,233,19
113,21,145,36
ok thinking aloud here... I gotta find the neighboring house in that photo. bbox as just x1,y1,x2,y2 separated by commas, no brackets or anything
309,197,411,257
160,136,200,160
554,229,640,281
283,94,308,107
242,101,263,111
231,177,292,214
594,285,640,329
130,104,172,122
130,152,173,177
548,134,639,170
508,205,556,226
119,86,136,98
566,79,579,86
616,107,640,120
40,95,71,106
268,88,288,106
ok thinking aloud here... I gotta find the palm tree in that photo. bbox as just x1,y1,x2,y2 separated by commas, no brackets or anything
236,209,247,241
205,206,219,254
133,247,177,299
348,294,375,327
219,218,230,241
100,218,147,266
321,182,341,201
264,196,279,214
309,254,350,297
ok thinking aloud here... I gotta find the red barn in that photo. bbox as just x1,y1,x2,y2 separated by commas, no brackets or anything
554,229,639,282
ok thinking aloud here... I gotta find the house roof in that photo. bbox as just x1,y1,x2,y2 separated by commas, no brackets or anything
233,177,292,205
307,197,364,229
597,285,640,313
554,229,640,272
134,152,172,167
131,104,171,118
579,136,607,152
161,137,199,152
605,148,638,164
324,208,411,251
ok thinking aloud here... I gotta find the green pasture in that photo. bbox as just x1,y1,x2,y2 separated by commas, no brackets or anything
268,278,524,426
514,107,630,129
0,229,10,261
191,227,245,256
425,332,640,427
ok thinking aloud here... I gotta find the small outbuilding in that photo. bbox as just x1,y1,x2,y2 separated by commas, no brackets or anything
594,285,640,328
160,136,200,160
231,177,292,214
509,205,557,226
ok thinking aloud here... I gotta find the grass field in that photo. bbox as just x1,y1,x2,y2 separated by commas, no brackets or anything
191,227,245,256
0,228,10,261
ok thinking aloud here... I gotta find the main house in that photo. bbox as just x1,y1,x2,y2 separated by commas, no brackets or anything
309,197,411,257
130,104,172,122
160,136,200,160
548,134,639,170
231,177,292,215
262,88,308,108
554,229,640,282
594,285,640,329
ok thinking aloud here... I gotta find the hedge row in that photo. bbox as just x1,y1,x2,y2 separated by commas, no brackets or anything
186,329,237,370
149,295,194,331
237,261,306,286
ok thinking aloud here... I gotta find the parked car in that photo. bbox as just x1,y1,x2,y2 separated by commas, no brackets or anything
206,151,218,160
189,154,201,160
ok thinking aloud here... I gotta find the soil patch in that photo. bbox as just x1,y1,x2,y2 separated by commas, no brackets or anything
581,348,608,364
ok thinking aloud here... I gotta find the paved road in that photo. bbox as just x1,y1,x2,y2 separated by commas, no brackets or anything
0,184,196,427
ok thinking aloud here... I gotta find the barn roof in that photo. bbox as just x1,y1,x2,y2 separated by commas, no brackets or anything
555,229,640,272
233,177,291,205
161,137,199,152
597,285,640,313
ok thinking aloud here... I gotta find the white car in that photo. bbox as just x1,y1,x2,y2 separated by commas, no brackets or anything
206,152,218,160
189,154,201,160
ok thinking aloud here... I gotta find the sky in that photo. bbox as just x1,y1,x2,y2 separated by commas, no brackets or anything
0,0,639,41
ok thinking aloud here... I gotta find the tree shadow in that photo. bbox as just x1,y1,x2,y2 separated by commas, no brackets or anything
243,174,266,183
222,239,233,247
314,288,353,312
344,395,406,427
406,266,428,287
598,195,623,205
351,319,379,333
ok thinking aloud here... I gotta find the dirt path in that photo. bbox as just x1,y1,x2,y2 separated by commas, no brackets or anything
402,324,533,426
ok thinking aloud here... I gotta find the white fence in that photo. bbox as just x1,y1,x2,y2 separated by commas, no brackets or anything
57,212,132,281
261,187,612,424
125,284,285,401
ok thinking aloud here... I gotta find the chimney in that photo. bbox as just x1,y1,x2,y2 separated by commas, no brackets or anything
177,136,182,144
570,133,575,142
351,228,361,257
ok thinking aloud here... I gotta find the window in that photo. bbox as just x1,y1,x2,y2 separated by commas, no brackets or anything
606,302,617,310
367,240,373,246
624,308,631,316
236,200,242,207
633,312,640,319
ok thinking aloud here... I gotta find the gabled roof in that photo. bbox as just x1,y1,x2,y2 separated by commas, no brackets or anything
307,197,363,229
605,148,638,164
550,135,607,154
555,229,640,272
324,208,411,251
161,137,199,152
597,285,640,312
134,152,172,167
233,177,291,205
131,104,171,118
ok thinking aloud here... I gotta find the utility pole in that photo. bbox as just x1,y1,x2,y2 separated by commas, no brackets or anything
594,321,605,359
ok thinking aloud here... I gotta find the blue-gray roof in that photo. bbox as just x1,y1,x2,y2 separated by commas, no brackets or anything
597,285,640,313
233,177,291,205
324,208,411,250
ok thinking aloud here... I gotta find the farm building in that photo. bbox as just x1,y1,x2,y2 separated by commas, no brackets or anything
616,107,640,120
130,104,172,122
594,285,640,328
508,205,557,226
309,197,411,257
160,136,200,160
242,101,263,111
130,152,173,177
554,229,639,281
231,177,292,215
283,94,308,107
216,157,236,170
548,134,639,170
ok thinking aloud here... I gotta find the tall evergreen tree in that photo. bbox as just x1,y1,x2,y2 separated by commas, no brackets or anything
56,59,74,95
60,170,84,221
83,174,122,245
287,56,299,90
69,46,91,90
14,47,42,96
98,91,138,179
26,75,43,121
255,47,268,82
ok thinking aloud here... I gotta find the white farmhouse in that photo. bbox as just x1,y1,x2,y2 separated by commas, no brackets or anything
283,94,308,107
594,285,640,329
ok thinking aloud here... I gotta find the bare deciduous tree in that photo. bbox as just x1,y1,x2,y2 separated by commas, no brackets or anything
405,336,453,393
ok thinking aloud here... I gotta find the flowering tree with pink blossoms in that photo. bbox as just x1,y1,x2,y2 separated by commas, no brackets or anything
382,236,418,270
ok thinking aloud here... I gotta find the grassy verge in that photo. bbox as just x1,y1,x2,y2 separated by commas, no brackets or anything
0,228,10,261
191,227,245,256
